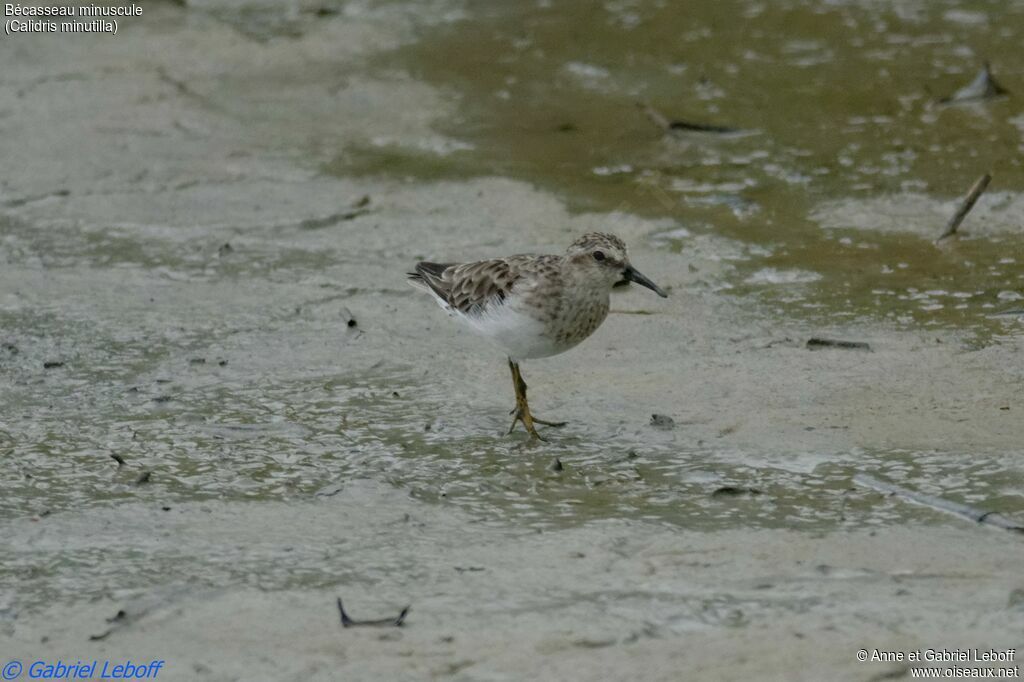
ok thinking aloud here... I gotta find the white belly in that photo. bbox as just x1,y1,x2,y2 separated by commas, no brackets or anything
463,304,564,360
422,286,603,360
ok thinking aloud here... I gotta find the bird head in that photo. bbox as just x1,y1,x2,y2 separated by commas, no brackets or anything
565,232,667,297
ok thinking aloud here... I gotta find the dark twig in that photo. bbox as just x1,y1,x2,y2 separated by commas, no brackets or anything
938,62,1008,105
806,338,871,351
854,473,1024,534
935,173,991,243
712,486,763,498
341,306,358,329
636,101,739,135
337,598,409,628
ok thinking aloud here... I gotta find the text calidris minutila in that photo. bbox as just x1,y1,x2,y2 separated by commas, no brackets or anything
408,233,667,440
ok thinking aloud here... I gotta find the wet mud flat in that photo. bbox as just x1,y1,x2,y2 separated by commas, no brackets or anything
2,1,1024,680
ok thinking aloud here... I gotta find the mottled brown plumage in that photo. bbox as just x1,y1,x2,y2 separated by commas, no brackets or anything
568,232,627,255
412,255,561,317
407,232,667,439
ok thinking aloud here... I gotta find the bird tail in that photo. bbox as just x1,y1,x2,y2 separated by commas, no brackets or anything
407,262,454,300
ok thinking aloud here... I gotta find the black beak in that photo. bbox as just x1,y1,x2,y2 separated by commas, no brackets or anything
622,265,668,298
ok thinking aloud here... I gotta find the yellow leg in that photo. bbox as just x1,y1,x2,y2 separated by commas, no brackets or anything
507,358,567,440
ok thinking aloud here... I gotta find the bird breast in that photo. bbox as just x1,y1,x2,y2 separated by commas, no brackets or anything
550,297,610,350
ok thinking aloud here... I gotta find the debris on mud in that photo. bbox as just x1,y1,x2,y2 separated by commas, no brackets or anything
637,101,740,135
935,173,992,243
337,598,410,628
806,338,871,351
855,473,1024,533
939,62,1008,104
649,414,675,430
711,486,763,498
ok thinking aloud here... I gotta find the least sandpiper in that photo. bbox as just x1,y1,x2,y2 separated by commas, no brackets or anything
408,232,667,440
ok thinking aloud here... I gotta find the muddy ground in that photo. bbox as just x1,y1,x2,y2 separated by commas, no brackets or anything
1,2,1023,681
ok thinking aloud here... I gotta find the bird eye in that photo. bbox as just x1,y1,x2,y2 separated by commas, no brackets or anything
593,251,606,262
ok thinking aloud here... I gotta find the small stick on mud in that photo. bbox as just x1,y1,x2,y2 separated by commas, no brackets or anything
806,338,871,351
938,62,1008,105
711,486,762,498
636,101,739,135
337,598,410,627
854,473,1024,534
935,173,991,244
341,306,358,329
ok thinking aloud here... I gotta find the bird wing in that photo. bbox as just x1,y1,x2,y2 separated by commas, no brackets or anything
410,256,557,317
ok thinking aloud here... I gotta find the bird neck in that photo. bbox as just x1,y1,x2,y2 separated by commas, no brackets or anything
560,259,614,303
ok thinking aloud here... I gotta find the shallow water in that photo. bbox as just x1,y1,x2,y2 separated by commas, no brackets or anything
340,0,1024,335
6,350,1023,531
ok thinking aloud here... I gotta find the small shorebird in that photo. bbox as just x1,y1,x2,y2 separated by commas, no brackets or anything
408,233,667,440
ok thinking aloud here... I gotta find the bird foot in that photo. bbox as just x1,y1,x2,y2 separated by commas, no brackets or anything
508,404,567,441
506,358,566,441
